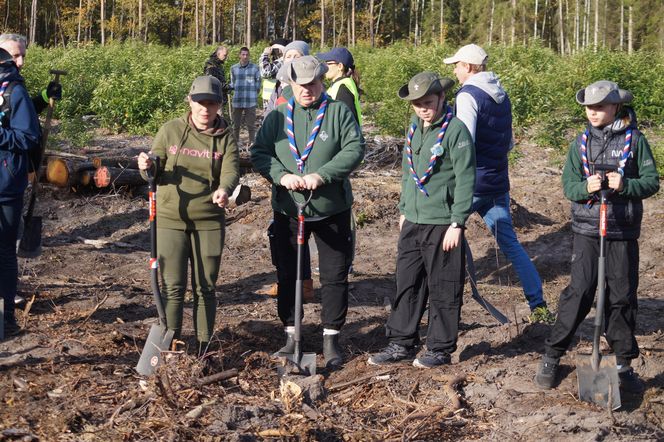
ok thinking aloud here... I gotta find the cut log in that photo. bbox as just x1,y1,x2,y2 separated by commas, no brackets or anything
46,158,95,188
92,157,139,170
93,166,145,188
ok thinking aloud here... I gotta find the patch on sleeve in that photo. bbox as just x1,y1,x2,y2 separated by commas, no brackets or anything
457,140,470,149
642,159,653,167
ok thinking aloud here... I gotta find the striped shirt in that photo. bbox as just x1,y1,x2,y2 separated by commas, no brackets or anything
230,62,261,109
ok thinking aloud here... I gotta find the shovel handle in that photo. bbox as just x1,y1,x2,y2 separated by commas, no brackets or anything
145,156,166,327
292,190,313,349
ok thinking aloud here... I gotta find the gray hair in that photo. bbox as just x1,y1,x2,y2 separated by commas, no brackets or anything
0,33,27,46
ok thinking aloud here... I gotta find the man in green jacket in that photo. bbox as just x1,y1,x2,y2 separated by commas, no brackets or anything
368,72,476,369
251,56,365,368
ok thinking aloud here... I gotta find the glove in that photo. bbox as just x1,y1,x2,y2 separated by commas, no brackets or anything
41,81,62,101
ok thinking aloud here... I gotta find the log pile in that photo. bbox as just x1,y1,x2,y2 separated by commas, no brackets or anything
40,151,255,195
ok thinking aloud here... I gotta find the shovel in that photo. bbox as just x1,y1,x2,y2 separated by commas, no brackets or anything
278,190,317,377
136,157,175,376
576,166,621,410
18,69,68,258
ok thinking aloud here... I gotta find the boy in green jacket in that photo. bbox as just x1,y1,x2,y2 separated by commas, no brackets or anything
368,72,476,369
535,81,659,393
251,56,364,368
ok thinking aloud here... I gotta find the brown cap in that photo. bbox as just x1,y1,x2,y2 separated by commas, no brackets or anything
398,72,455,101
286,56,328,85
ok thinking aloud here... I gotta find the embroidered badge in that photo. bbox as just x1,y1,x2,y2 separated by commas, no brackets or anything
319,130,329,141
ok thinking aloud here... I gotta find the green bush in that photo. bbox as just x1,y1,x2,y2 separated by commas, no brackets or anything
19,42,664,143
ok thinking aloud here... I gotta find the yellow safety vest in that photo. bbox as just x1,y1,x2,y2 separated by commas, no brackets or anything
262,78,277,101
327,77,362,126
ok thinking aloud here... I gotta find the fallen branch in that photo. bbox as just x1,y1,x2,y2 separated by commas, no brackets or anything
107,393,155,427
257,429,292,437
194,368,239,387
81,293,110,324
20,294,36,328
328,368,397,393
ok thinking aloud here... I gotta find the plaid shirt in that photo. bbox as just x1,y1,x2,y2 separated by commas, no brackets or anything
230,62,261,109
259,52,283,78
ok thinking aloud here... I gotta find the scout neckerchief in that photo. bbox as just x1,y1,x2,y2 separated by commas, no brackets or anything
405,106,453,197
286,93,329,173
579,126,632,207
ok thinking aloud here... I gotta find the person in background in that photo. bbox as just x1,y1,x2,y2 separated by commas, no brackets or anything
444,43,553,324
317,47,362,125
264,40,310,114
203,45,230,110
534,81,659,394
259,38,289,109
137,76,239,353
230,47,260,148
251,56,365,368
367,72,475,369
0,47,41,336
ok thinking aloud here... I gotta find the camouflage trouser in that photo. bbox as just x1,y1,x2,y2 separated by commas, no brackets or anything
157,227,225,343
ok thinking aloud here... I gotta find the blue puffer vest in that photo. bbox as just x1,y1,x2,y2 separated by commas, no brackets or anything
456,84,512,196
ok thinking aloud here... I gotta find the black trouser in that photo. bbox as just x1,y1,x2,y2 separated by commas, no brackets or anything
0,197,22,321
386,221,465,354
274,209,352,330
545,233,639,365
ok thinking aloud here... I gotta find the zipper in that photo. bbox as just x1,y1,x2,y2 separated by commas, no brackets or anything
3,158,16,178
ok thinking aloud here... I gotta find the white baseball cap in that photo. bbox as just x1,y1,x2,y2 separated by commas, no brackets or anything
443,44,488,65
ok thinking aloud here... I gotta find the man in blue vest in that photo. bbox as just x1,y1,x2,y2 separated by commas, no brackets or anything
444,44,554,324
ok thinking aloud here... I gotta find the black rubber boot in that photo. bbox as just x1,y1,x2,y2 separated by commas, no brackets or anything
3,315,22,337
323,334,343,368
272,331,295,357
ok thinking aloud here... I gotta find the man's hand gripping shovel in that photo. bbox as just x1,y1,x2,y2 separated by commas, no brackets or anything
277,190,317,377
136,156,175,376
576,164,621,410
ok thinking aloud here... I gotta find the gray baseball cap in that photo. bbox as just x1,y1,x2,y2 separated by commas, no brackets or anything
287,56,329,85
575,80,633,106
398,72,455,101
189,75,223,103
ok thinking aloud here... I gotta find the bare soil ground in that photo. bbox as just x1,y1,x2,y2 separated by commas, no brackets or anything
1,126,663,441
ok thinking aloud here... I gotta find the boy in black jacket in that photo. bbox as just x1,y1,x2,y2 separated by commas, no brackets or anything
535,81,659,394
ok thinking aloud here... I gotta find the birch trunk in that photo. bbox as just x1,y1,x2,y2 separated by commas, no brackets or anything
28,0,36,44
619,0,623,50
558,0,564,53
627,5,633,54
100,0,105,45
441,0,446,45
534,0,539,39
511,0,516,46
246,0,251,47
321,0,325,47
593,0,598,50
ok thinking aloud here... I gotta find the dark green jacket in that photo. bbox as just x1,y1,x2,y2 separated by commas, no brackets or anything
398,113,476,226
251,95,365,218
146,113,239,230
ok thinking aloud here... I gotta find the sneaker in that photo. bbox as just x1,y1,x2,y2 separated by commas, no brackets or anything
367,342,416,366
534,355,560,389
529,305,556,324
618,367,645,394
413,350,451,369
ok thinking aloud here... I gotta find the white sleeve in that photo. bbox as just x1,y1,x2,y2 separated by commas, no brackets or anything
455,92,478,143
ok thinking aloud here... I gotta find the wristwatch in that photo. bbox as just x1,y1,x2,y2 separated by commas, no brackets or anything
450,222,465,230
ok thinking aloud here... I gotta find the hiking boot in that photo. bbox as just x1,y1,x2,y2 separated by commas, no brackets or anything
272,331,295,357
618,367,645,394
534,355,560,389
367,342,416,366
413,350,451,369
323,334,343,368
529,305,556,324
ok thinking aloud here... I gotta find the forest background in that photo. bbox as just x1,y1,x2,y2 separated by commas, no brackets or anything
2,0,663,170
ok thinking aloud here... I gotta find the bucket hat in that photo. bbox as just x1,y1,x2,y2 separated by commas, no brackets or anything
575,80,633,106
398,72,455,101
287,56,329,85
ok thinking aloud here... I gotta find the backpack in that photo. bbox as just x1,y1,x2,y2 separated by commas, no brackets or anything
0,81,43,174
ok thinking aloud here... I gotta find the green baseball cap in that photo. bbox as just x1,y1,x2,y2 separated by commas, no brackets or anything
398,72,455,101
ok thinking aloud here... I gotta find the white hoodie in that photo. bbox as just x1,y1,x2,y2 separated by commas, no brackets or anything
455,71,508,144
